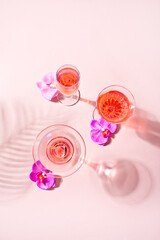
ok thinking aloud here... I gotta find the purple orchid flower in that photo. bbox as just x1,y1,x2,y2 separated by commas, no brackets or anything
90,118,117,145
29,160,56,190
36,72,59,101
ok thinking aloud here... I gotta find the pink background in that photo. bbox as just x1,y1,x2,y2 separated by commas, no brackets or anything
0,0,160,239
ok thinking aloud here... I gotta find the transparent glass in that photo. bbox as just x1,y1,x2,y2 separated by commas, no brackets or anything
87,159,139,197
56,64,80,106
94,85,135,124
32,124,86,178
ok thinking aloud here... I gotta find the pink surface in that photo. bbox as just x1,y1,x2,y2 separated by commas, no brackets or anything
0,0,160,239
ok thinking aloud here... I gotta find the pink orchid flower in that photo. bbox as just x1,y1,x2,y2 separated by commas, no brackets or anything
29,160,56,190
37,72,59,101
90,118,117,145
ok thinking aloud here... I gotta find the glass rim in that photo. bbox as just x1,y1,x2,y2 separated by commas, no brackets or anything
96,85,136,123
56,64,80,89
32,124,86,178
97,84,136,105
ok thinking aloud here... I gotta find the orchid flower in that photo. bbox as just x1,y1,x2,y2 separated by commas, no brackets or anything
29,160,56,190
90,118,117,145
36,72,59,101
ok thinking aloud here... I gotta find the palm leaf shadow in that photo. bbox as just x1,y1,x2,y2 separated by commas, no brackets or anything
0,99,70,203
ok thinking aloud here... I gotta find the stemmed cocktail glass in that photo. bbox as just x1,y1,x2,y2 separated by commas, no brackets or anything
56,64,80,106
32,124,86,178
32,123,139,197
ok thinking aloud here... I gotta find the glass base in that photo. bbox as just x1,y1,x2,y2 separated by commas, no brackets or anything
57,90,80,106
92,107,101,120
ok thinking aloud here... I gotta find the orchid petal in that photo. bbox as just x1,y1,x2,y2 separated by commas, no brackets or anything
90,120,102,130
99,118,117,133
107,123,117,133
39,85,59,100
90,129,108,145
36,82,46,90
37,175,55,190
32,162,41,173
29,172,37,182
32,160,47,173
41,87,59,100
99,118,110,129
42,72,55,85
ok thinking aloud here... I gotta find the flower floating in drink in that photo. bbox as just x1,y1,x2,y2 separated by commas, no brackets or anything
95,85,135,124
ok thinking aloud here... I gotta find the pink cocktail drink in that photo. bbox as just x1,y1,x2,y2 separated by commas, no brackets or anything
32,124,86,178
56,65,80,96
96,86,135,124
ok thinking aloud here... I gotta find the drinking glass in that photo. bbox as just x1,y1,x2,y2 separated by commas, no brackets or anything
93,85,135,124
32,124,86,178
56,64,80,106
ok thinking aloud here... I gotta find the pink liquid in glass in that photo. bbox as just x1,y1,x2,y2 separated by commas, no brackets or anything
46,137,74,165
56,67,80,96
